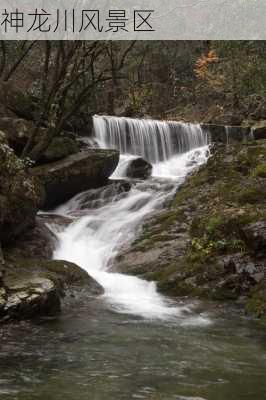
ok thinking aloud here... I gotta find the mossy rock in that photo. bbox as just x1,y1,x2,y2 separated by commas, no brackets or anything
252,163,266,178
31,149,119,209
42,136,80,162
246,282,266,318
1,258,103,321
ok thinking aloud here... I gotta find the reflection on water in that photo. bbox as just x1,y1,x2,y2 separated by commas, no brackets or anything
0,304,266,400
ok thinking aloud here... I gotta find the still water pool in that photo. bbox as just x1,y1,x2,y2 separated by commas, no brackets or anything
1,299,266,400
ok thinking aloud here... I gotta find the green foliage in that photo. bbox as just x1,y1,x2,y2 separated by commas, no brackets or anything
191,237,245,259
252,163,266,178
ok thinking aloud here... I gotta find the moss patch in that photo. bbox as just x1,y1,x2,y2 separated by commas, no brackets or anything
246,283,266,318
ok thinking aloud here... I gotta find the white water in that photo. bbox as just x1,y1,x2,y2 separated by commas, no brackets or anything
53,116,210,322
94,115,209,163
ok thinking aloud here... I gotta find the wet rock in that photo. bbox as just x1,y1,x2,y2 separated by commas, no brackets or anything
67,180,131,211
252,122,266,140
242,221,266,255
126,157,152,179
1,258,103,321
2,277,61,319
31,149,119,209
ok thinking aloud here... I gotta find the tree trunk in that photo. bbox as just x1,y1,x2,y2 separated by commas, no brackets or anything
27,126,58,162
0,242,4,266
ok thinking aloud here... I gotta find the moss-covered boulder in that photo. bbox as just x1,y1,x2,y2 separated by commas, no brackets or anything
0,258,103,321
0,135,44,244
0,116,80,162
42,136,80,163
31,149,119,209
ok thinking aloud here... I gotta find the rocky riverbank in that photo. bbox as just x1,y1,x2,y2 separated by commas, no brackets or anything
115,139,266,317
0,81,123,322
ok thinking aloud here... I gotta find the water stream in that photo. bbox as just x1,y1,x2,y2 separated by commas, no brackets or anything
53,116,210,322
1,116,266,400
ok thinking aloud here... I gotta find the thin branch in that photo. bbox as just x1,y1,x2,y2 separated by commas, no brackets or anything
0,40,6,77
3,41,37,81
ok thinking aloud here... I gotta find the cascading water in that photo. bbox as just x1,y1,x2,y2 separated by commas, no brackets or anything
93,115,209,163
53,116,210,322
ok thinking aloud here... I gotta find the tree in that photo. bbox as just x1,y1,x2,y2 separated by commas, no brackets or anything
20,41,136,161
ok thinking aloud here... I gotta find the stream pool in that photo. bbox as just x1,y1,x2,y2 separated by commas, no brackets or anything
1,301,266,400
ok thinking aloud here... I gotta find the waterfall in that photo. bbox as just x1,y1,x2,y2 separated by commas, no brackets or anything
93,115,209,164
52,116,210,322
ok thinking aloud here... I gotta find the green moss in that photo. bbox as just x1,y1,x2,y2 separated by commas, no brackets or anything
158,279,207,297
246,283,266,318
252,163,266,178
44,137,79,161
236,185,266,205
236,145,266,168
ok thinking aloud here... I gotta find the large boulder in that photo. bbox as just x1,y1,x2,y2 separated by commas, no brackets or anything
126,157,152,179
0,258,103,321
31,149,119,209
42,136,80,163
0,117,81,161
0,135,44,244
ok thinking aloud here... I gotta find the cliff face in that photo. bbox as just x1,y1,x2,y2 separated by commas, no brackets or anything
115,140,266,317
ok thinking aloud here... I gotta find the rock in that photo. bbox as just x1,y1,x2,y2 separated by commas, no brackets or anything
0,258,103,321
246,282,266,317
31,149,119,209
242,221,266,255
126,157,152,179
41,136,80,163
65,180,131,211
0,117,80,161
7,216,57,260
0,117,35,154
0,139,44,244
252,122,266,140
2,277,61,319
